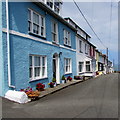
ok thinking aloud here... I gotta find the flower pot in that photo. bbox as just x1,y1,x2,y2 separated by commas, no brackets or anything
50,84,54,88
62,80,65,84
54,83,57,87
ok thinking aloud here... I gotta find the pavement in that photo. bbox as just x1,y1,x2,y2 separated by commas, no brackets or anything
1,73,119,119
38,79,83,99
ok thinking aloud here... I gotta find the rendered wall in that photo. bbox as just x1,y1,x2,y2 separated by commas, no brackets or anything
0,2,3,96
2,2,76,95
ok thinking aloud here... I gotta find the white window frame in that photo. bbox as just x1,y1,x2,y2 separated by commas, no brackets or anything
28,9,46,37
64,29,71,46
64,58,72,74
51,20,58,43
78,62,84,73
46,0,61,14
29,55,47,81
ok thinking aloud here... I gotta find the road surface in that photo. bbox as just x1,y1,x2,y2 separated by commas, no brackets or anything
2,73,118,118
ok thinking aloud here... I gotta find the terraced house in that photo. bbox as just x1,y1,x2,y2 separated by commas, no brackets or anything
0,1,77,96
65,18,96,77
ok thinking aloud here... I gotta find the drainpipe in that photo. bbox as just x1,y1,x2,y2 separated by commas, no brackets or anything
6,0,15,88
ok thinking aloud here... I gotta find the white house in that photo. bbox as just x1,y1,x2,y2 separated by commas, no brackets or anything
65,18,96,77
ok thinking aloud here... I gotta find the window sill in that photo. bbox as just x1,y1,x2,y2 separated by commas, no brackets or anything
85,71,93,73
52,42,59,46
64,44,71,48
79,51,83,53
28,32,46,40
78,72,84,74
29,77,48,83
65,72,72,75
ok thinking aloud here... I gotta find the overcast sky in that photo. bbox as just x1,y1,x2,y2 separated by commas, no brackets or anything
62,2,118,65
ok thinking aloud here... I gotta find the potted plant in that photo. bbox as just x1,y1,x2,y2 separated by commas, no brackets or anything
36,83,45,91
52,77,56,87
74,76,82,80
61,75,66,84
67,76,72,81
20,87,40,100
48,82,54,88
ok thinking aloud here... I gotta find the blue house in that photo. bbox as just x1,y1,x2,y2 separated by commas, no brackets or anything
0,1,77,96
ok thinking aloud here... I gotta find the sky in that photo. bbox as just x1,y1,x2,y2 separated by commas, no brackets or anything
62,1,118,68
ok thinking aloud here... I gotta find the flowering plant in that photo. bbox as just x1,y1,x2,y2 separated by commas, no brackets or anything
48,82,54,85
36,83,45,91
67,76,72,81
20,87,40,98
20,87,33,95
48,82,54,88
20,87,32,93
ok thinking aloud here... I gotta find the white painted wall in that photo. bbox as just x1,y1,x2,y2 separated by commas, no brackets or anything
76,36,93,76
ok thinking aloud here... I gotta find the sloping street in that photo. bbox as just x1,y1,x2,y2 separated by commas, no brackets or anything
2,73,118,118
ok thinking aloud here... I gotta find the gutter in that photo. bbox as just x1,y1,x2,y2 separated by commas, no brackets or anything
6,0,15,88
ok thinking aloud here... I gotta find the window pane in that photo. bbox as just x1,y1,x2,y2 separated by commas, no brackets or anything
79,41,82,51
28,10,31,20
68,66,70,72
52,33,56,42
79,62,83,72
29,68,32,78
29,56,32,66
41,17,44,26
66,59,68,66
28,21,31,31
41,27,44,36
34,56,40,66
35,67,40,77
42,67,45,76
33,24,39,34
86,65,90,71
42,57,45,66
86,61,90,71
33,12,39,24
66,66,68,72
86,61,90,64
54,23,56,32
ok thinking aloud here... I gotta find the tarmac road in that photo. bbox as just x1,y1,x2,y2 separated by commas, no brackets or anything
2,73,119,118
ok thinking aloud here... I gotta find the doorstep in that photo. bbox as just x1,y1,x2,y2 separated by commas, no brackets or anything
38,80,83,99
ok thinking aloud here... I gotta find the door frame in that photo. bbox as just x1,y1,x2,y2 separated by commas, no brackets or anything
53,53,60,84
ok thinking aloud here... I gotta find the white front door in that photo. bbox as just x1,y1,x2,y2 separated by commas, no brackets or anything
53,54,60,84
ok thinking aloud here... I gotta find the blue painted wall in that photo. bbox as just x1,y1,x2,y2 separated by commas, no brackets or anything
7,2,76,49
1,2,76,95
0,2,3,96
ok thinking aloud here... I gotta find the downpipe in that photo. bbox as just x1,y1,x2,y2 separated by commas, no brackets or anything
6,0,15,88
